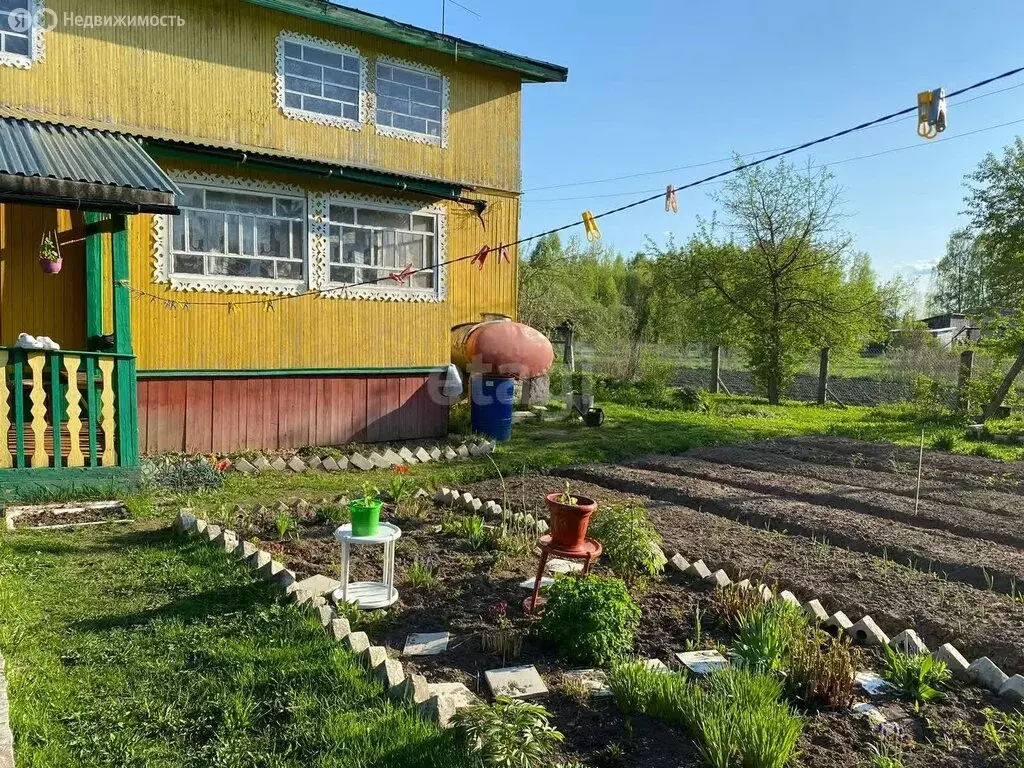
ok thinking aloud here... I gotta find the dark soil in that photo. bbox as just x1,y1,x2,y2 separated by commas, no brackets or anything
11,503,129,528
222,435,1024,767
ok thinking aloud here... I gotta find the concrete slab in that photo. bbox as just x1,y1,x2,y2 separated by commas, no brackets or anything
855,671,890,696
562,668,612,697
933,643,971,680
685,559,711,579
485,665,548,699
704,569,732,589
676,650,729,676
890,629,928,655
970,657,1009,692
850,702,887,726
668,553,690,572
803,599,828,623
643,658,670,673
519,576,555,590
999,674,1024,702
428,682,480,710
546,558,583,575
403,632,450,656
296,574,341,597
850,616,889,646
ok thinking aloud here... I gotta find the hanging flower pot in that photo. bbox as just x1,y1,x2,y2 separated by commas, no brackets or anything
545,483,597,555
38,230,62,275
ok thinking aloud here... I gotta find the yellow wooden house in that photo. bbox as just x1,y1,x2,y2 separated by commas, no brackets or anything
0,0,567,496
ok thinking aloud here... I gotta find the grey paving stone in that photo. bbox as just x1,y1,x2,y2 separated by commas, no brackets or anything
306,456,322,471
330,618,352,640
546,558,583,575
292,499,311,515
428,682,480,710
443,446,459,461
562,668,612,697
335,455,349,470
350,452,373,471
803,599,828,623
234,540,258,559
933,643,971,679
253,454,272,471
456,444,470,458
202,524,221,542
174,510,197,533
685,559,711,579
249,550,272,570
403,632,450,656
233,457,257,474
704,569,732,588
779,590,800,607
643,659,670,673
393,673,431,705
398,447,418,465
213,529,237,552
270,457,288,472
668,553,690,572
375,659,406,689
257,560,285,581
317,605,337,628
295,574,341,597
485,665,548,699
362,646,389,670
429,447,443,461
369,451,391,469
850,702,887,726
535,519,549,535
321,456,340,472
420,694,457,729
344,631,370,654
414,447,432,463
825,611,853,634
519,576,554,589
999,674,1024,702
676,650,729,676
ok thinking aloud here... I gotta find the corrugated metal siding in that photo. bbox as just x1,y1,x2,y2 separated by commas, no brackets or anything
0,117,178,192
0,0,523,194
129,161,519,372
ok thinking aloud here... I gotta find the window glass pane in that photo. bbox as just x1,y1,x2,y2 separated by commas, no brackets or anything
210,256,273,279
342,228,371,264
290,223,303,259
302,96,343,117
285,75,321,97
392,114,427,135
256,218,289,259
426,122,441,138
410,86,441,108
329,205,355,224
378,95,409,114
277,261,303,280
342,103,358,121
390,65,427,89
276,198,303,217
179,185,204,208
4,34,28,56
284,92,301,109
410,101,441,121
322,67,359,88
171,219,186,251
241,217,255,256
173,253,204,274
226,213,240,254
188,211,225,253
357,208,409,230
376,109,392,127
342,55,360,72
283,41,302,59
412,272,434,289
331,265,355,284
323,84,357,103
206,190,273,215
302,45,343,70
377,80,410,99
411,215,435,233
284,57,320,80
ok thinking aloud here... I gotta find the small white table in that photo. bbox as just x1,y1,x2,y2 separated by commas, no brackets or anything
333,522,402,610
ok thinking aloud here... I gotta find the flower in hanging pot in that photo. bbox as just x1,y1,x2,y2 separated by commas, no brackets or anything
349,482,382,537
544,481,597,555
39,230,62,275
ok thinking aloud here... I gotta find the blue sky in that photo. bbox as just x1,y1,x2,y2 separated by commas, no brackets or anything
359,0,1024,290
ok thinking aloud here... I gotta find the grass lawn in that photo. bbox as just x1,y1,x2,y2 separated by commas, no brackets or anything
0,521,467,768
158,396,1023,520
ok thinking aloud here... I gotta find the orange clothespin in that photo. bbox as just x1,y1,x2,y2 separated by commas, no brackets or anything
582,211,601,241
665,185,678,214
390,264,415,285
471,245,490,270
497,242,510,263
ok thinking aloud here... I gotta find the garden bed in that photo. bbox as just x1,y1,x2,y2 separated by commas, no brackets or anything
220,435,1024,767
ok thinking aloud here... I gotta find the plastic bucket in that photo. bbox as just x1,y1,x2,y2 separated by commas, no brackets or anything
470,375,515,441
349,499,382,537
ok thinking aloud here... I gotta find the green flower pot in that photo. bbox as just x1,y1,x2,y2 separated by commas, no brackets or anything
349,499,382,537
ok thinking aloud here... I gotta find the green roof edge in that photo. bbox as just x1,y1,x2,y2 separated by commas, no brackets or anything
244,0,568,83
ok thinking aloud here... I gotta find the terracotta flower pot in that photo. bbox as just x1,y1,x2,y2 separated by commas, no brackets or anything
545,492,597,555
39,258,62,275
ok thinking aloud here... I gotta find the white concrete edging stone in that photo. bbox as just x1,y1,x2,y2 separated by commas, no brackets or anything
228,440,495,475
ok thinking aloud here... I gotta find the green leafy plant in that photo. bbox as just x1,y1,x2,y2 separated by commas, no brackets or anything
982,707,1024,767
451,697,564,768
587,503,665,585
274,513,297,541
731,600,808,674
39,230,60,262
356,482,380,505
153,459,225,493
315,504,349,525
387,475,415,505
931,430,960,452
558,481,578,505
784,628,860,709
443,514,491,550
539,575,640,667
707,582,766,629
673,386,714,413
868,723,910,768
881,645,950,703
406,557,437,589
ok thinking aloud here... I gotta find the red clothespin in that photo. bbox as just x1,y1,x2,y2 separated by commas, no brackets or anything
497,242,510,263
665,185,678,214
390,264,415,285
471,245,490,270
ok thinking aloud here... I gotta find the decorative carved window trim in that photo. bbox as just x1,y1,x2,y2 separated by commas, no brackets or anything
275,30,368,132
152,171,310,297
371,55,449,149
0,0,46,69
311,190,447,303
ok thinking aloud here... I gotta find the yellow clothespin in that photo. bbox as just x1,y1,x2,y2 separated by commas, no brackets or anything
665,185,678,214
582,210,601,241
917,88,947,139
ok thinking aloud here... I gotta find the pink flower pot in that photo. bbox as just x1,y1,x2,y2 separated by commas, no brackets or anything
39,258,62,275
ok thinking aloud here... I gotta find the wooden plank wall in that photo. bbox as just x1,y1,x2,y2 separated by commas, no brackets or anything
137,373,447,455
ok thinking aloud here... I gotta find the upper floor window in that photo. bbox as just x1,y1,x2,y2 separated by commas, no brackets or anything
0,0,44,69
167,181,307,291
374,57,448,147
276,32,365,130
326,197,442,298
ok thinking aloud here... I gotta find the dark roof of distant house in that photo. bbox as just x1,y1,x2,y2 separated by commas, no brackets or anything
244,0,569,83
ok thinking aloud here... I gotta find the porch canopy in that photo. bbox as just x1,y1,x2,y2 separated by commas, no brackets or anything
0,117,180,215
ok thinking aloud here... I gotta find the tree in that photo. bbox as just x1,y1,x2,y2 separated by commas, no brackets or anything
663,160,879,404
964,137,1024,309
928,228,989,314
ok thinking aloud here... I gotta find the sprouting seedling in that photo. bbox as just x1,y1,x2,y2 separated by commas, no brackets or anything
359,483,380,504
558,481,578,505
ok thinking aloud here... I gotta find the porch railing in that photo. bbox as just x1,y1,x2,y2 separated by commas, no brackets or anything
0,346,134,469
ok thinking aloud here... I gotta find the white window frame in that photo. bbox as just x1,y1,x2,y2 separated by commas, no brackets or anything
153,172,310,296
313,192,447,303
0,0,45,69
373,55,449,148
275,31,367,131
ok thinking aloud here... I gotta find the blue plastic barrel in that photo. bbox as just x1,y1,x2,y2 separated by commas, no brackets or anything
470,375,515,441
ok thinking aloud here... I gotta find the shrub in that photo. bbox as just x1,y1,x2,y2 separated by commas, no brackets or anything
451,697,564,768
539,575,640,667
982,707,1024,767
153,459,225,493
708,583,767,630
881,645,950,703
784,628,860,709
731,601,807,674
587,503,665,585
673,386,714,413
931,430,960,452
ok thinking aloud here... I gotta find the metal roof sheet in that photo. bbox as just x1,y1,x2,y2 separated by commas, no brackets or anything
0,117,181,195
